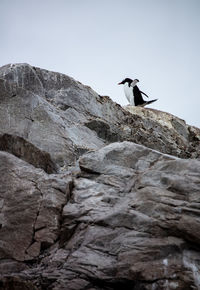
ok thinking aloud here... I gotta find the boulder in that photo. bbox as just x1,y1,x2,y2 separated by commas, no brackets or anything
19,141,200,290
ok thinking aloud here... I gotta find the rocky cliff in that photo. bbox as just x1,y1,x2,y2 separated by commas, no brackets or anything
0,63,200,290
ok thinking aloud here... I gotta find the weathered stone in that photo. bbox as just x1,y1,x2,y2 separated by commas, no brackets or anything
0,63,200,289
0,133,57,173
0,63,199,170
0,277,36,290
0,151,72,261
24,141,199,289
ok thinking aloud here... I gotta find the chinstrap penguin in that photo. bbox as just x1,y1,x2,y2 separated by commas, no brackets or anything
118,78,157,106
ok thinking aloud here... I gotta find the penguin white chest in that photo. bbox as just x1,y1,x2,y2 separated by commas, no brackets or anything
124,83,135,105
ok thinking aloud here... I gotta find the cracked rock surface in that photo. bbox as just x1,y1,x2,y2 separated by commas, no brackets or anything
0,63,200,290
0,151,72,262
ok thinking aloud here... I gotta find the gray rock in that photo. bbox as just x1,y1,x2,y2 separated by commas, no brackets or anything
55,142,200,289
0,133,57,173
0,151,72,262
19,141,199,289
0,63,200,289
0,63,200,171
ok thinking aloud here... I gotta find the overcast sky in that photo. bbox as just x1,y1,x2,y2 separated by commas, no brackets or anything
1,0,200,127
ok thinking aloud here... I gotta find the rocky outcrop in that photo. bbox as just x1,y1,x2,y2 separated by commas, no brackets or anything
0,134,57,173
0,63,199,171
0,63,200,289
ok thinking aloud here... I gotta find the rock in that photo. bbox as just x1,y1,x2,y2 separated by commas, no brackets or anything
0,151,72,261
124,106,200,159
0,63,199,172
0,133,57,173
125,106,188,136
0,277,36,290
0,63,200,289
55,142,200,289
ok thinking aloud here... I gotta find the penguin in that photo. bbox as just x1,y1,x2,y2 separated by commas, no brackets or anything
118,78,157,106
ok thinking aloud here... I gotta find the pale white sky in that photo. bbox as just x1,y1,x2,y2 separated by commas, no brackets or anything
1,0,200,127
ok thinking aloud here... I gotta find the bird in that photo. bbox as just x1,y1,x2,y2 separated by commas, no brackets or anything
118,78,157,106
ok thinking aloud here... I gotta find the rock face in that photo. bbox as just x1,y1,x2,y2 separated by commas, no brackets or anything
0,63,200,290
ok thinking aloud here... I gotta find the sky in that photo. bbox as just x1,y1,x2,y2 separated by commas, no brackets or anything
1,0,200,127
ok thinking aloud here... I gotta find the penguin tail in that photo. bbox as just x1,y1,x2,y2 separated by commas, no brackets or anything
146,99,158,105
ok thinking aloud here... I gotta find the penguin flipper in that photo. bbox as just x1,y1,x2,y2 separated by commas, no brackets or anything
145,99,158,105
140,90,149,98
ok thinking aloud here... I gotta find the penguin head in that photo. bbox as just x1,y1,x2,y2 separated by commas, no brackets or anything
118,78,139,86
131,79,139,87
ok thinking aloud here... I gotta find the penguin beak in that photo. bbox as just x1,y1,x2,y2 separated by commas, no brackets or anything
118,82,122,85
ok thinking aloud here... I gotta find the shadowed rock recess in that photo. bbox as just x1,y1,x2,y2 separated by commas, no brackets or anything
0,63,200,290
